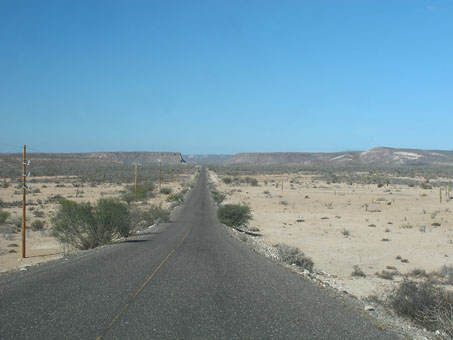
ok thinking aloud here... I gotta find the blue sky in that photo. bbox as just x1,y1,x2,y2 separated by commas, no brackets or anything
1,0,452,154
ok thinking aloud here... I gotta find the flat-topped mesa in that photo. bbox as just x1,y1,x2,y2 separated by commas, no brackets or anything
0,152,185,164
86,152,185,164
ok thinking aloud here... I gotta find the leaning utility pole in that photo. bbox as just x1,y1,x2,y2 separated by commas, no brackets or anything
22,145,27,258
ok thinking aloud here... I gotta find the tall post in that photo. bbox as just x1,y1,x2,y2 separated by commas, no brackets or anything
159,161,162,190
22,145,27,258
134,160,138,201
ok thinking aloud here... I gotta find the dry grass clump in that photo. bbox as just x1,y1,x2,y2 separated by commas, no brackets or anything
389,280,453,338
274,243,314,272
376,270,399,280
351,265,366,277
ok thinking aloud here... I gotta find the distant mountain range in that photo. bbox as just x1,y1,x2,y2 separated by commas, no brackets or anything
2,147,452,166
225,147,453,166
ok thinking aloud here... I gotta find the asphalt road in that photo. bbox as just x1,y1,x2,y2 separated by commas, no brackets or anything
0,168,399,339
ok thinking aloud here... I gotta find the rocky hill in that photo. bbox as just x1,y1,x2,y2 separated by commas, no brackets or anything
226,147,453,166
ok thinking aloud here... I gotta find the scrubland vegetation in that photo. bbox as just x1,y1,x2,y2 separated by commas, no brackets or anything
0,159,197,272
209,165,453,338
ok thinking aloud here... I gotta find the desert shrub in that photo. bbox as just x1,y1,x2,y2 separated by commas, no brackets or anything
0,211,10,224
211,190,225,204
275,243,314,272
2,179,9,188
33,210,44,217
222,177,232,184
46,194,65,204
160,187,172,195
51,198,131,249
94,198,131,238
121,192,135,204
244,177,258,186
51,200,95,249
411,268,428,277
440,265,453,284
389,280,453,336
341,228,351,237
376,270,397,280
122,183,155,203
0,200,21,208
31,219,45,231
217,204,252,227
352,265,366,277
143,204,170,224
167,193,183,203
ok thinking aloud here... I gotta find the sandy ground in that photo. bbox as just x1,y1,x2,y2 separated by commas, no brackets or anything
0,173,196,274
209,171,453,299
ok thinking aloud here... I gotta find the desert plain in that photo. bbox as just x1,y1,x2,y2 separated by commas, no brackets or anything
209,169,453,300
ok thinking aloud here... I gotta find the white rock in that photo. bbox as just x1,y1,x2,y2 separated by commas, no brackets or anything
364,305,375,311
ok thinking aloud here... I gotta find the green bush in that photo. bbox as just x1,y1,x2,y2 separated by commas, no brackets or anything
51,198,131,249
217,204,252,227
0,211,10,224
245,177,258,186
2,179,8,188
94,198,131,238
211,190,225,204
222,177,232,184
31,219,45,231
160,187,172,195
167,193,183,203
122,183,155,203
46,194,65,204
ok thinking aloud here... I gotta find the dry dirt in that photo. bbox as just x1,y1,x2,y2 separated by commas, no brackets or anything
209,171,453,300
0,174,195,274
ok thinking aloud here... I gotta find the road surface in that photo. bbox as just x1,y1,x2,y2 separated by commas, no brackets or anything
0,168,398,339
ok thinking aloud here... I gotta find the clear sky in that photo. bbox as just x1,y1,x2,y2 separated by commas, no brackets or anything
1,0,452,154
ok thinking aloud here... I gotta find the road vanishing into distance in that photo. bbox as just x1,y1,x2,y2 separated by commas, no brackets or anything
0,168,398,340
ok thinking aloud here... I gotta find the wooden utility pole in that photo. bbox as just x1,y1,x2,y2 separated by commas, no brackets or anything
134,160,138,201
22,145,27,258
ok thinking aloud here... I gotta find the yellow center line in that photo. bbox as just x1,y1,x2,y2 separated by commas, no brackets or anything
96,229,191,339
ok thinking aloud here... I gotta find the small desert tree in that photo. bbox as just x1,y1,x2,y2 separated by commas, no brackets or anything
217,204,252,227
